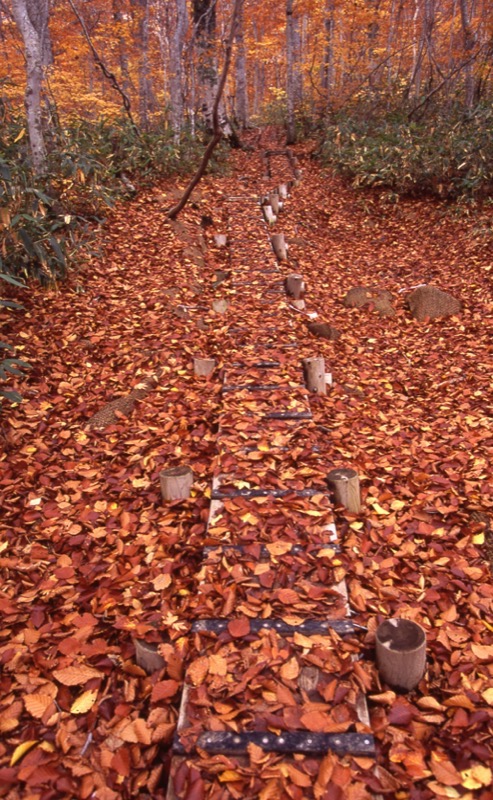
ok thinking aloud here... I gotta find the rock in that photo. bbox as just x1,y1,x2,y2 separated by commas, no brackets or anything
343,286,395,317
306,321,341,341
406,285,462,322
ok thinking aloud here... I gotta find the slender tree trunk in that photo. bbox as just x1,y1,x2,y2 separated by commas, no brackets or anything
11,0,52,174
234,0,248,128
193,0,217,132
322,0,335,105
169,0,188,142
459,0,477,109
286,0,297,144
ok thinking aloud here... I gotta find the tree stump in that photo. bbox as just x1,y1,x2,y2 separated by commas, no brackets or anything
285,273,305,300
134,639,165,674
376,619,426,691
269,192,281,215
262,204,276,226
271,234,287,261
302,356,326,395
160,465,194,501
212,298,229,314
193,357,216,378
278,183,289,199
327,467,361,513
214,234,227,247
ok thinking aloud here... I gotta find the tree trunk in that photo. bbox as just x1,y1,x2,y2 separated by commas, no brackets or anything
286,0,297,145
169,0,188,142
167,0,241,219
322,0,335,105
459,0,477,109
234,0,248,129
11,0,52,174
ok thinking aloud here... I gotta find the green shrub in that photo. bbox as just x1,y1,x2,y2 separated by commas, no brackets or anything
318,105,493,200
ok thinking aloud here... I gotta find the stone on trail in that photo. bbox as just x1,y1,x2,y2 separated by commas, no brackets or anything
406,285,462,322
306,321,341,341
343,286,395,317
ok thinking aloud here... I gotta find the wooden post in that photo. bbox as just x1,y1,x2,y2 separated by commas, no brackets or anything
327,468,361,513
302,356,326,395
376,619,426,692
212,298,229,314
134,639,165,674
160,465,193,501
285,273,305,300
214,234,227,247
269,192,280,215
193,357,216,377
278,183,289,199
262,204,276,226
271,233,287,261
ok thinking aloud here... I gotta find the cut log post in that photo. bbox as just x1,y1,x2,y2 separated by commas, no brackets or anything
278,183,289,200
271,233,287,261
262,204,276,226
285,273,305,300
214,234,227,247
269,192,280,215
160,465,194,501
302,356,327,395
212,298,229,314
376,619,426,692
327,467,361,513
134,639,165,674
193,357,216,377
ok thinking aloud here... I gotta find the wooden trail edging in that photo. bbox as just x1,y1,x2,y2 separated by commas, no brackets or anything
156,148,377,799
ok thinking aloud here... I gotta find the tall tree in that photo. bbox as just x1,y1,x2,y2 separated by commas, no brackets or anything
169,0,188,141
11,0,52,173
286,0,301,144
234,0,248,128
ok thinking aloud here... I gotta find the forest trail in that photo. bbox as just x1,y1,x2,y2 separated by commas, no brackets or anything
1,129,493,799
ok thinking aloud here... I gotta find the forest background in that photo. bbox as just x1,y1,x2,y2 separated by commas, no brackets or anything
1,0,493,397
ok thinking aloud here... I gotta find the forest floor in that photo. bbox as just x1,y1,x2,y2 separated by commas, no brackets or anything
1,129,493,800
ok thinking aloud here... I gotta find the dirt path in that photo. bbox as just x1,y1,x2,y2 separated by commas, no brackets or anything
1,130,492,799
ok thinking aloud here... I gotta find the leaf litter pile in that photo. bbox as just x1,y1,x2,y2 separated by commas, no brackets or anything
1,131,493,799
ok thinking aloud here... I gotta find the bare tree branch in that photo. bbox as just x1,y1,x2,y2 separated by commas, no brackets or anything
166,0,242,220
66,0,139,134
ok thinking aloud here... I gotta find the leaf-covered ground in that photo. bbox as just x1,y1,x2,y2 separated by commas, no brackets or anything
1,131,492,799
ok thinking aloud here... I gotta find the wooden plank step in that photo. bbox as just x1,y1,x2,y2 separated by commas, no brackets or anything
191,618,356,636
173,730,375,756
173,626,374,763
203,541,341,557
211,485,327,500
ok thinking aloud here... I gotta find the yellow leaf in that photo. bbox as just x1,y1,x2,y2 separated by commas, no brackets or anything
218,770,242,782
350,521,364,530
481,687,493,705
13,128,26,143
461,765,492,789
390,499,406,511
372,502,389,515
240,512,259,524
70,689,98,715
10,740,38,766
472,532,484,545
